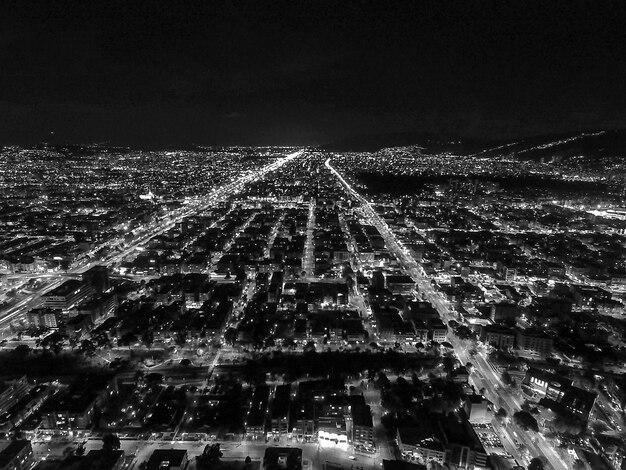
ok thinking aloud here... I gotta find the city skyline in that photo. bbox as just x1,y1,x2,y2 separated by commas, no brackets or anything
1,140,626,470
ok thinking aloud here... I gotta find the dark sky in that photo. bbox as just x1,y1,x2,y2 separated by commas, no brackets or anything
2,0,626,146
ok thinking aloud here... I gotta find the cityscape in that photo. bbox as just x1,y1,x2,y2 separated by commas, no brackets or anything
3,1,626,470
1,132,626,470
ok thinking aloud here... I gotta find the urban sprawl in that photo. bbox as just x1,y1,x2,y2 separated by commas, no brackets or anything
1,137,626,470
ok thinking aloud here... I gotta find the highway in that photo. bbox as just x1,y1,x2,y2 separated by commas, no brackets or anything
325,157,568,470
0,150,304,330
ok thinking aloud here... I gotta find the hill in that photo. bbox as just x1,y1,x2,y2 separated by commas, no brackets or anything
321,132,452,153
322,129,626,161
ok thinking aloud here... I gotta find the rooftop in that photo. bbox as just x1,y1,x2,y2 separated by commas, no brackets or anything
44,279,83,297
382,460,427,470
147,449,188,470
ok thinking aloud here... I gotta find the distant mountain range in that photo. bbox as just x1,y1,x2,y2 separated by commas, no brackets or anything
321,129,626,161
321,132,449,152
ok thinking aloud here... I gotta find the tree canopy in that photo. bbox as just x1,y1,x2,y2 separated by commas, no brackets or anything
528,457,545,470
197,443,223,470
513,410,539,432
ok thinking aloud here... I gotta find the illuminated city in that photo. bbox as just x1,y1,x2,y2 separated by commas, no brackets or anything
2,2,626,470
1,135,626,470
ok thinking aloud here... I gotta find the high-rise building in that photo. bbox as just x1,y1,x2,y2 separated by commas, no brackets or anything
81,265,110,294
42,280,93,311
371,270,386,290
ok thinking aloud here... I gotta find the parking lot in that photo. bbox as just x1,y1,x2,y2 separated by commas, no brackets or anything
472,423,505,451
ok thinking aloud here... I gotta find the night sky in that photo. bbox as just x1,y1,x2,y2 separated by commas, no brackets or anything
2,0,626,147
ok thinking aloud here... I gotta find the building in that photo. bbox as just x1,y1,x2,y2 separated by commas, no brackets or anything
72,293,118,322
573,448,615,470
480,325,515,350
463,395,491,424
370,271,385,290
397,413,490,470
64,314,94,337
0,384,50,432
522,368,597,422
317,393,350,451
182,253,208,273
245,385,270,440
397,426,446,466
489,302,518,322
81,265,110,294
559,386,598,422
40,377,117,430
350,397,375,452
489,455,524,470
571,285,611,308
404,301,439,322
386,275,415,296
428,319,448,343
27,308,62,329
0,440,34,470
438,415,490,469
412,321,429,344
496,262,517,282
147,449,188,470
515,328,553,356
268,271,284,303
318,420,348,450
293,379,345,442
382,460,426,470
523,368,572,400
40,390,97,429
262,447,302,470
60,449,125,470
394,321,417,343
42,280,93,311
269,384,291,437
450,366,470,384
